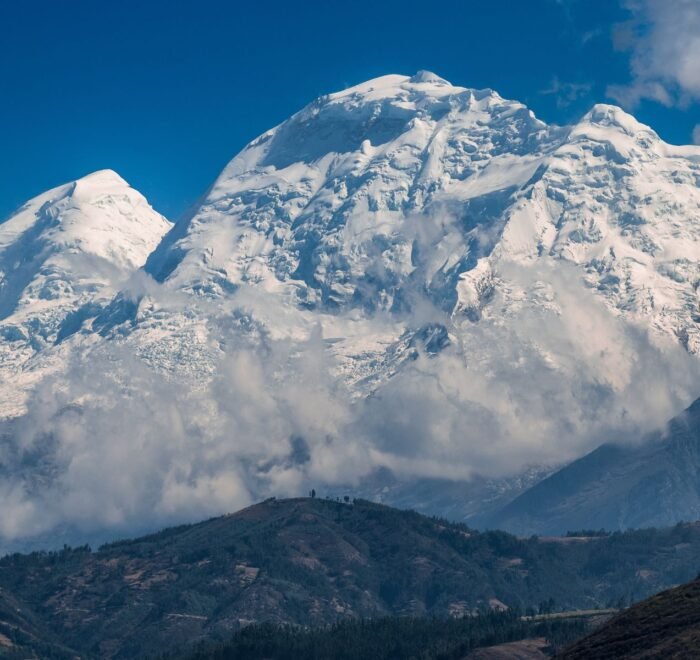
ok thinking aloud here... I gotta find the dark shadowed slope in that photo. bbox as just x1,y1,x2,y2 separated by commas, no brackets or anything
559,576,700,659
482,398,700,535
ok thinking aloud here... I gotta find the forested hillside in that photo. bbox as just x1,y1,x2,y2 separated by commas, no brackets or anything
1,498,700,658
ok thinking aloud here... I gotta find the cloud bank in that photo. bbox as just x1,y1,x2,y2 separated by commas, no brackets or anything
1,257,698,552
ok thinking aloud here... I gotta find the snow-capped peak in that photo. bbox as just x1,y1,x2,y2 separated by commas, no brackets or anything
70,168,130,200
568,103,662,151
327,71,457,101
1,169,170,271
580,103,649,131
146,72,556,301
0,170,172,416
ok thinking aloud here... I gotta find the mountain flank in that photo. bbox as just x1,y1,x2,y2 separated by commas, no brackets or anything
482,397,700,535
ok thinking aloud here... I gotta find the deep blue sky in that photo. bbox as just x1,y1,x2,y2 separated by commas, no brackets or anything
1,0,698,221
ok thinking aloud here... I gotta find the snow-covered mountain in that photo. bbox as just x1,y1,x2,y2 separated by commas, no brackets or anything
0,170,171,417
146,72,564,306
119,71,700,411
1,72,699,545
146,72,700,349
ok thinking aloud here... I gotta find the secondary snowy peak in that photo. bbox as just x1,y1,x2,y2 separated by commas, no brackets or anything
0,169,171,320
1,169,170,275
578,103,652,133
503,102,700,350
0,171,171,416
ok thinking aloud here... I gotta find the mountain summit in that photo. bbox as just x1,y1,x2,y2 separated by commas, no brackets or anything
145,72,700,349
146,72,560,313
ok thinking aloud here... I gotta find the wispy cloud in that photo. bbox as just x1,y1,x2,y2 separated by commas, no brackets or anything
540,77,593,108
608,0,700,108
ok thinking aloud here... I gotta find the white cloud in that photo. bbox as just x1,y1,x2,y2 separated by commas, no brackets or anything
1,261,698,551
608,0,700,108
0,329,371,548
